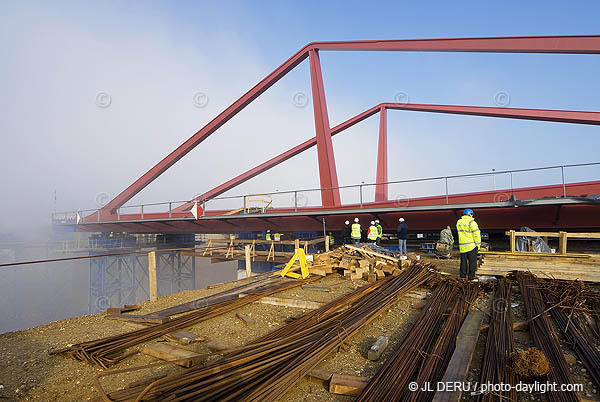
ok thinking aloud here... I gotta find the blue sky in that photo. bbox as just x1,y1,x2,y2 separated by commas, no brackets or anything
1,1,599,233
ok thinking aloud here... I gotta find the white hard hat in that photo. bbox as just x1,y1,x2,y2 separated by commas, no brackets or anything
375,220,380,223
345,220,350,225
399,217,405,222
354,218,359,223
370,221,375,225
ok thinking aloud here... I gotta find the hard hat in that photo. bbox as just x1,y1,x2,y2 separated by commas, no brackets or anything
399,217,405,222
354,218,359,223
345,220,350,225
266,229,271,232
375,220,380,223
464,208,474,216
370,221,375,225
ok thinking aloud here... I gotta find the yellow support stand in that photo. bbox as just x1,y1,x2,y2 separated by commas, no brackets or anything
281,248,310,279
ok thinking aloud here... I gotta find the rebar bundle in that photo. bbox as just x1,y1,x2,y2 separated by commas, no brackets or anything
51,276,318,368
541,279,600,387
406,281,480,402
516,272,579,402
355,281,458,402
95,263,436,402
478,278,517,402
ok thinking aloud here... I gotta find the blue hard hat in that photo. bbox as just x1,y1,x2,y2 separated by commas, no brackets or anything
464,208,474,216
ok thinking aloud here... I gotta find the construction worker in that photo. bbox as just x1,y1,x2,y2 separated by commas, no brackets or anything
456,208,481,280
265,230,272,241
397,218,408,255
367,221,378,243
342,220,351,244
375,220,383,245
274,232,281,241
351,218,362,244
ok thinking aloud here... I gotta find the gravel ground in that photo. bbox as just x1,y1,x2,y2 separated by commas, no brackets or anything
0,257,598,402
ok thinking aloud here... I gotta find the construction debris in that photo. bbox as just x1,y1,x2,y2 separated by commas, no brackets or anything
142,343,205,368
93,263,436,401
367,335,389,361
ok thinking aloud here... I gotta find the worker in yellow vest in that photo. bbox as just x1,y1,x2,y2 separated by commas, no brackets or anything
456,208,481,280
274,233,281,241
265,230,272,241
367,221,379,243
351,218,362,244
375,220,383,245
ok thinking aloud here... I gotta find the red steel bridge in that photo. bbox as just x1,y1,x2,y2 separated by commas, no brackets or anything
54,35,600,234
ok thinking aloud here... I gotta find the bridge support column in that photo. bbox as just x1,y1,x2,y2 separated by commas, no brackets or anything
309,49,341,208
375,106,388,202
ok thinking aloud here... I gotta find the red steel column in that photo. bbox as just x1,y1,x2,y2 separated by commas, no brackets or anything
309,49,341,207
375,106,388,201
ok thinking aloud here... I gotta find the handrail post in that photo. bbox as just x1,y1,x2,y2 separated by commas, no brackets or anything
445,177,449,204
97,209,100,222
561,166,566,198
168,202,172,218
243,195,247,213
510,172,514,197
117,208,120,221
294,191,298,212
140,205,144,220
202,200,206,216
359,185,363,208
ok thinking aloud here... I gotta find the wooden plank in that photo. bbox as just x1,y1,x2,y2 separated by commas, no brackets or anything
509,230,516,253
308,369,333,382
122,322,205,344
148,250,157,302
256,296,325,310
329,374,370,396
245,245,252,278
432,309,485,402
559,231,568,255
480,251,591,258
143,343,205,368
505,231,600,239
107,314,169,324
106,305,139,315
343,244,399,263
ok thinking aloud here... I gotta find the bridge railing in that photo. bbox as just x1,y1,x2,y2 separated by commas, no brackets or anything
52,161,600,223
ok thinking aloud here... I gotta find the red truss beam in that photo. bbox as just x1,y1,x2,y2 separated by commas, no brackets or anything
101,35,600,214
175,103,600,212
309,49,341,207
375,105,388,202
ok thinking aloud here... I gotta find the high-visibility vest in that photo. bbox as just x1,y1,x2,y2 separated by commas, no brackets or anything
274,233,281,241
368,225,378,241
376,224,383,238
351,223,361,239
456,215,481,253
266,232,271,241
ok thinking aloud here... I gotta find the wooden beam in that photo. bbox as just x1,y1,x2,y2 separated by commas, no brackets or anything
143,343,205,368
245,245,252,278
148,250,158,302
252,296,325,310
432,309,485,402
329,374,370,396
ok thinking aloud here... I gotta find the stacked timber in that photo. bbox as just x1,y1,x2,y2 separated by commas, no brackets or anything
478,251,600,282
310,244,412,281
